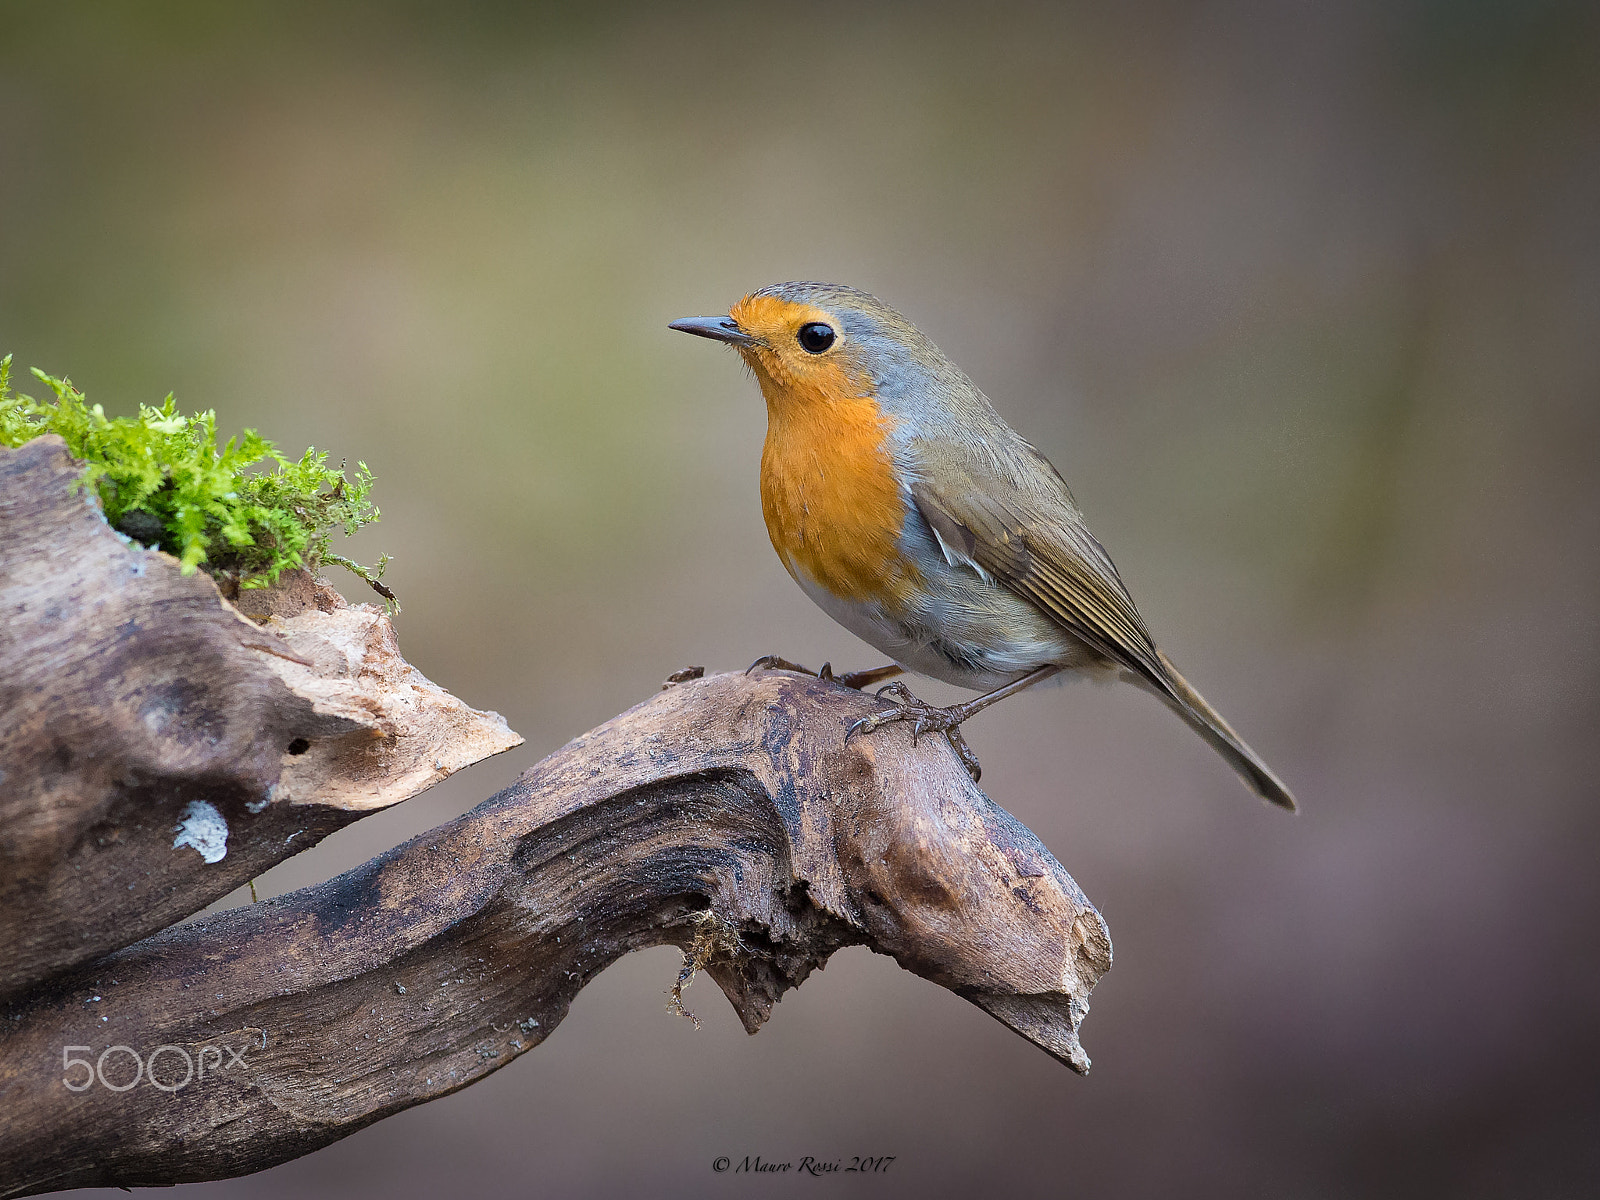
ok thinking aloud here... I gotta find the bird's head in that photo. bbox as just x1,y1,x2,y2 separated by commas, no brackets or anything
671,282,949,416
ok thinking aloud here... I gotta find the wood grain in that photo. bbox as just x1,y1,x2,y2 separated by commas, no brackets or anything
0,434,1110,1196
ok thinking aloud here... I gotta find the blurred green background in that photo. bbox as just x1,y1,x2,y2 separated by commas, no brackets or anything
5,2,1598,1196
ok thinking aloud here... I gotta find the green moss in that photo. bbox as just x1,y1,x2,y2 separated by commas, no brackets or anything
0,354,391,599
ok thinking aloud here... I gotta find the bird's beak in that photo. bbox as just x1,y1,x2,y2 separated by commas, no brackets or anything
668,315,755,347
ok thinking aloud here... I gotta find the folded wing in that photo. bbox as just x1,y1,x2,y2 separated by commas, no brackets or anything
909,441,1296,810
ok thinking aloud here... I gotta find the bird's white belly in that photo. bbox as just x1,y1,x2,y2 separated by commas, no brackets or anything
788,558,1092,693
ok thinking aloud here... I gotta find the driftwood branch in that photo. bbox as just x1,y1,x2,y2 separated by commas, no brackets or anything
0,436,1111,1197
0,437,521,998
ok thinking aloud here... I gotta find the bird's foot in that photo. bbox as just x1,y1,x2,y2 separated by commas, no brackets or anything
745,656,903,691
846,682,983,781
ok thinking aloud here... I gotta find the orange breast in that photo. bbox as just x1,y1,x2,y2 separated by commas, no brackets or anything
758,388,920,607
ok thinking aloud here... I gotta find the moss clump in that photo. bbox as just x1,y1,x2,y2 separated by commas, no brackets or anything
0,354,390,598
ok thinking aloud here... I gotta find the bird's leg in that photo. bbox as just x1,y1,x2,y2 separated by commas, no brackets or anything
846,666,1062,782
745,656,904,691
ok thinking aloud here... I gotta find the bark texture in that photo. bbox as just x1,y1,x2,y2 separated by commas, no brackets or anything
0,436,521,999
0,434,1111,1197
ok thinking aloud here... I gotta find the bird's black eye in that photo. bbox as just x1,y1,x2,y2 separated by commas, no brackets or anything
797,322,835,353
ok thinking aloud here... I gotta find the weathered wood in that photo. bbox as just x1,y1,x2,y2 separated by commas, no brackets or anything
0,430,1111,1197
0,437,521,1000
0,670,1109,1195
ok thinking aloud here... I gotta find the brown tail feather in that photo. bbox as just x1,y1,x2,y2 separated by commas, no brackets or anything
1148,650,1298,811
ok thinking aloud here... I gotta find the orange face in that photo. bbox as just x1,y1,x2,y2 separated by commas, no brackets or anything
727,293,872,415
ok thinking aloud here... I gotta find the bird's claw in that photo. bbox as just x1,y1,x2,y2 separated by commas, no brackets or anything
844,682,983,781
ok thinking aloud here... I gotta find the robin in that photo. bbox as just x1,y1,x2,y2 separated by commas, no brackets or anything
670,282,1296,810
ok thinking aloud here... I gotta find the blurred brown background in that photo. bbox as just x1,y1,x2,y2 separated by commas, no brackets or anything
5,2,1598,1196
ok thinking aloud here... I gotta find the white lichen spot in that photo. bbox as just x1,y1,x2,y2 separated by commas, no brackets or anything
173,800,229,863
